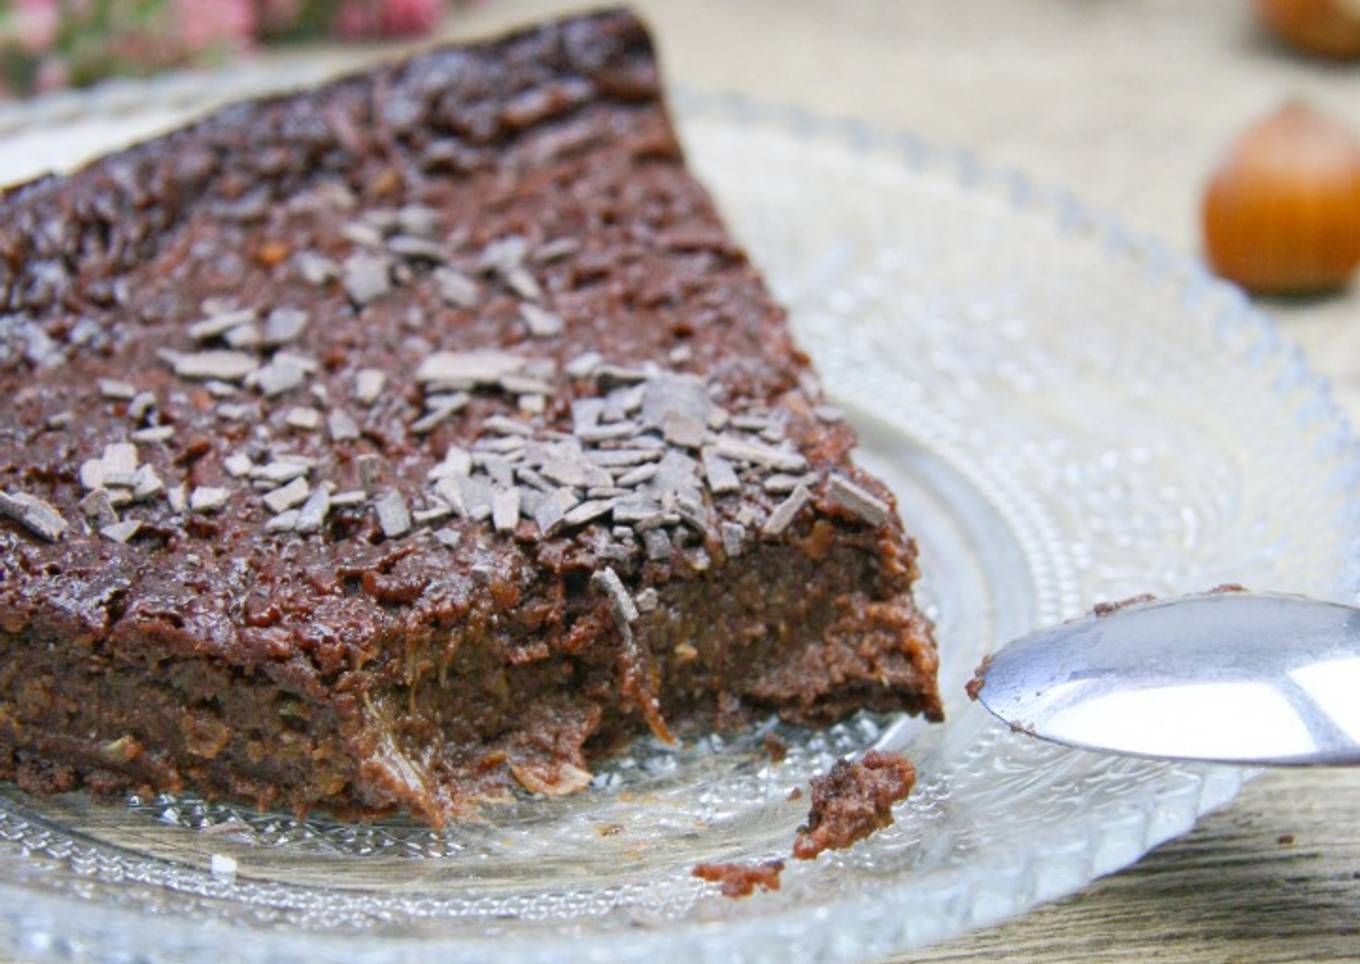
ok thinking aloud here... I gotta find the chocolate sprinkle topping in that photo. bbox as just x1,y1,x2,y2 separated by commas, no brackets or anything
354,369,386,405
591,566,639,625
0,491,68,541
168,350,259,382
343,253,392,305
97,379,137,401
262,307,309,346
327,409,361,441
827,472,892,527
263,477,310,514
189,487,231,513
490,488,520,533
375,490,412,539
99,520,142,544
519,303,564,338
434,268,480,309
79,490,117,527
294,488,331,534
761,485,812,538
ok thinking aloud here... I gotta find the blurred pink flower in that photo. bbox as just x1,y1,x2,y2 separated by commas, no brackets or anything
336,0,444,39
1,0,456,100
378,0,443,36
172,0,256,53
12,0,60,54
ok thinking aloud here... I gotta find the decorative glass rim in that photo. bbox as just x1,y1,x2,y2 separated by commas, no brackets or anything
1,78,1357,963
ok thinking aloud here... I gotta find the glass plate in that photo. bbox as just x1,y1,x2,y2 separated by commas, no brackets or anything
2,84,1357,964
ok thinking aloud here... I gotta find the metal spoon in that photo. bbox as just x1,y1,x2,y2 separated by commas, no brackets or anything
972,591,1360,765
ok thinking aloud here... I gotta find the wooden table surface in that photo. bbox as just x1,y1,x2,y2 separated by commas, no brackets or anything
444,1,1360,960
5,1,1360,960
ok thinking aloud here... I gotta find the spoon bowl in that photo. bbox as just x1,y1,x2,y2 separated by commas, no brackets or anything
973,591,1360,766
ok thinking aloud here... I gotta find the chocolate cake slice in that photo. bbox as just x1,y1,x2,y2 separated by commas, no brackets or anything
0,9,941,824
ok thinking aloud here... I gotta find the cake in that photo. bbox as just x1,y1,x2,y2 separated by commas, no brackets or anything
0,9,942,824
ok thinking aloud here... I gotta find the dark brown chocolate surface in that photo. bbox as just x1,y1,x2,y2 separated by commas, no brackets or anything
0,9,941,824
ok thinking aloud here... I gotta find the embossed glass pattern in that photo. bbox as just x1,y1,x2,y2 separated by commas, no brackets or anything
0,87,1356,963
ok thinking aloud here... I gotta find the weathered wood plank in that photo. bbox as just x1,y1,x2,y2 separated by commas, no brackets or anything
900,769,1360,961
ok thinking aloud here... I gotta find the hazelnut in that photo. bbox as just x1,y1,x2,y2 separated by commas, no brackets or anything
1202,101,1360,294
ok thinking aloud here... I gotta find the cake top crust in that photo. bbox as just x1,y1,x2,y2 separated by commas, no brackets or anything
0,9,905,697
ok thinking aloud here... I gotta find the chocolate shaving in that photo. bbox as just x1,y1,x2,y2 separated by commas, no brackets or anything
187,308,257,341
700,447,741,494
519,303,563,338
374,490,411,539
79,490,117,527
354,369,386,404
564,351,603,378
100,520,142,544
295,251,339,285
223,453,253,478
562,498,615,528
417,350,524,386
262,307,309,346
534,237,580,262
265,510,299,532
720,521,745,558
327,409,361,442
505,267,541,301
253,358,307,397
387,235,445,261
285,407,321,431
533,487,579,536
294,488,331,534
0,491,68,541
434,267,479,308
715,437,807,473
168,350,259,382
591,566,638,625
127,392,156,421
223,323,262,349
826,473,892,527
97,379,137,400
487,486,519,533
342,252,392,304
263,478,310,514
761,485,812,538
188,486,230,513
